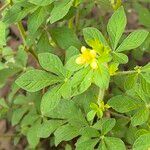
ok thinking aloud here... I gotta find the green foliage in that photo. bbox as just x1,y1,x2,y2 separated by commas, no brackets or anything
107,6,126,50
0,0,150,149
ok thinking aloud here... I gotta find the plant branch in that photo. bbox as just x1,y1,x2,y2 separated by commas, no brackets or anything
0,2,9,13
108,110,130,119
114,70,137,76
17,21,27,46
17,22,38,61
97,88,105,106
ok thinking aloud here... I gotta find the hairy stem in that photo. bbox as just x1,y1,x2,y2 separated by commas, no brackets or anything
0,2,9,13
97,88,105,106
17,21,27,46
108,110,130,119
114,70,137,76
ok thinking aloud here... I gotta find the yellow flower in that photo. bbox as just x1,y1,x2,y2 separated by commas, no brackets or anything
99,101,111,111
90,101,111,118
108,63,119,76
76,46,98,69
110,0,122,10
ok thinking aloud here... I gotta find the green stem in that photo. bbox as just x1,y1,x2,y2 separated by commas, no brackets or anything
68,17,74,29
75,8,80,32
0,2,9,13
17,21,38,61
97,88,105,106
108,110,130,119
17,21,27,46
114,70,137,76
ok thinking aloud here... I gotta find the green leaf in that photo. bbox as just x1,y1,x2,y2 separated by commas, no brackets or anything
41,85,61,115
50,0,73,24
29,0,54,6
12,107,28,126
108,95,143,113
75,138,99,150
139,73,150,96
15,47,28,67
93,64,110,89
87,110,96,121
27,120,41,148
60,81,72,99
112,52,128,64
50,26,81,49
16,70,60,92
65,46,79,62
0,98,9,108
38,53,65,76
71,68,93,96
80,127,100,138
131,107,149,126
3,2,36,24
124,74,138,90
37,120,65,138
134,3,150,28
37,32,54,53
65,55,83,72
116,30,149,52
0,22,6,46
21,111,39,127
54,124,79,146
93,118,116,135
28,6,50,35
103,137,126,150
141,63,150,73
133,133,150,150
47,100,88,127
107,6,127,50
83,27,108,48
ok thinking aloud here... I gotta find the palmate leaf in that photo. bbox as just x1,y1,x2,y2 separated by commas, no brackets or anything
28,6,50,35
40,85,62,115
116,30,149,52
108,95,144,113
50,26,81,49
45,99,88,127
83,27,109,48
54,124,80,146
93,64,110,89
134,3,150,28
133,133,150,150
93,118,116,135
112,52,128,64
29,0,55,6
65,55,83,72
27,120,41,148
131,107,149,126
71,68,93,96
100,137,126,150
3,2,36,24
38,53,66,76
37,120,65,138
75,138,99,150
107,6,127,50
0,21,6,46
12,107,28,126
50,0,73,24
16,69,60,92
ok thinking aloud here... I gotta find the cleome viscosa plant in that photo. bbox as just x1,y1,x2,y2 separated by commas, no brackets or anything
0,0,150,149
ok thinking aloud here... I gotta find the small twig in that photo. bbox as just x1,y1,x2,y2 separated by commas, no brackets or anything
114,70,137,76
0,134,17,138
0,2,9,13
108,110,130,119
17,22,27,46
97,88,105,106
